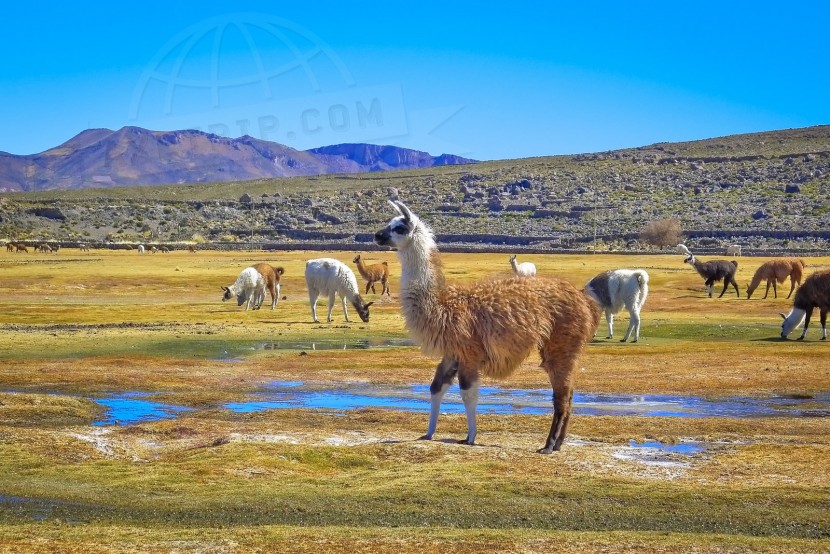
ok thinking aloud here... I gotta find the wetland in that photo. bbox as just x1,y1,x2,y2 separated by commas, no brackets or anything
0,249,828,553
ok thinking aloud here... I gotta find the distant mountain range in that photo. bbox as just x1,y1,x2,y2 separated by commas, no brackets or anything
0,127,476,192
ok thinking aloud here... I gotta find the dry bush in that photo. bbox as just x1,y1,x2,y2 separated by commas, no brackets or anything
639,218,683,248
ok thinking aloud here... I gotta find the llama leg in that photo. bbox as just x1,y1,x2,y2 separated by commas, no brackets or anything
327,292,338,323
273,284,280,309
309,290,320,322
421,358,458,440
787,279,796,299
605,310,614,338
705,279,714,297
731,278,740,297
772,280,778,299
458,372,480,445
365,282,371,295
539,354,576,454
821,310,828,340
764,281,771,299
798,309,813,340
623,307,639,342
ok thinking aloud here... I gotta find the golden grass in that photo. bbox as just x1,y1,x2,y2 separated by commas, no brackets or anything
1,249,829,552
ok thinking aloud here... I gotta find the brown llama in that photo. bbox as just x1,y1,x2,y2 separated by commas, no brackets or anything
375,201,600,453
352,254,391,296
6,242,15,252
780,269,830,340
746,258,805,299
16,244,28,253
251,263,285,310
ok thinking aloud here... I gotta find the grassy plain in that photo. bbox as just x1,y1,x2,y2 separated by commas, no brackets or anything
0,248,829,553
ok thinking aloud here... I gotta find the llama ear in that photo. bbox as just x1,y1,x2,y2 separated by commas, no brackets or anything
779,313,787,320
364,301,375,308
394,201,413,222
388,200,403,216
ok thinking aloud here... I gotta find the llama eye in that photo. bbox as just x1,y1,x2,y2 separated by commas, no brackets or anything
392,223,408,234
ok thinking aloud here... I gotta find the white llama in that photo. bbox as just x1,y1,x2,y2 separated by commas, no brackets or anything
305,258,374,323
584,269,649,342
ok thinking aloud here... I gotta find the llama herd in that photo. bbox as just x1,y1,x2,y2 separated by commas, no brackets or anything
216,202,828,453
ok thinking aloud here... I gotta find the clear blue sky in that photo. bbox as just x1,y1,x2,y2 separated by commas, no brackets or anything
1,1,828,161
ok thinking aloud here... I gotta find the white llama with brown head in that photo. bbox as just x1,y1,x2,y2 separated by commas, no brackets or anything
375,201,599,453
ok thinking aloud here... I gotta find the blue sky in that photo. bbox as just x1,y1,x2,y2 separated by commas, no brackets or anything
1,2,828,161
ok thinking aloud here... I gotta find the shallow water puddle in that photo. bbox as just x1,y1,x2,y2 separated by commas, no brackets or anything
89,384,830,426
94,392,192,426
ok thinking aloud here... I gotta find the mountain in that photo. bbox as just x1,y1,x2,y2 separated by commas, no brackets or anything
0,127,476,192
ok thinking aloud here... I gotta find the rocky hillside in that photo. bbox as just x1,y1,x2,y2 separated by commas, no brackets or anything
1,125,829,254
0,127,476,192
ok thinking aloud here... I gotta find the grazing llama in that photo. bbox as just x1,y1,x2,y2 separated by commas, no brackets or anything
585,269,649,342
747,258,805,299
676,244,692,256
509,254,537,277
726,244,742,257
375,201,599,453
305,258,373,323
222,267,266,311
780,269,830,340
352,254,391,295
251,263,285,310
684,255,740,298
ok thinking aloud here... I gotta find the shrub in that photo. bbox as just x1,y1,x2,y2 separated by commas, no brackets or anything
639,218,683,248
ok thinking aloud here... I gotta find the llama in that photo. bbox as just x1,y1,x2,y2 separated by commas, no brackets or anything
5,242,14,252
684,255,740,298
375,201,599,453
509,254,537,277
676,244,692,256
137,245,145,254
780,269,830,340
221,267,266,311
726,244,742,257
747,258,805,300
305,258,373,323
352,254,391,295
16,244,28,253
585,269,649,342
251,263,285,310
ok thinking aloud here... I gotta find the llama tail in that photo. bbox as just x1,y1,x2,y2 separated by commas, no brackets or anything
275,266,285,276
731,260,739,268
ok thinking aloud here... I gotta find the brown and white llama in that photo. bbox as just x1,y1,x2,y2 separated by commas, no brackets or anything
746,258,805,299
375,201,600,453
251,263,285,310
353,254,391,296
780,269,830,340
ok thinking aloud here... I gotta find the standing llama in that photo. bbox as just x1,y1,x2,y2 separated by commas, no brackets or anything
305,258,374,323
375,201,599,453
251,263,285,310
352,254,391,296
684,255,740,298
509,254,537,277
779,269,830,340
221,267,266,311
747,258,805,300
585,269,649,342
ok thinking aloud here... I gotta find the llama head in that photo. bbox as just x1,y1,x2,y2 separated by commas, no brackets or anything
353,254,361,263
375,201,431,250
353,299,375,322
221,286,232,302
684,255,695,265
509,255,517,263
780,308,806,339
746,282,757,299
